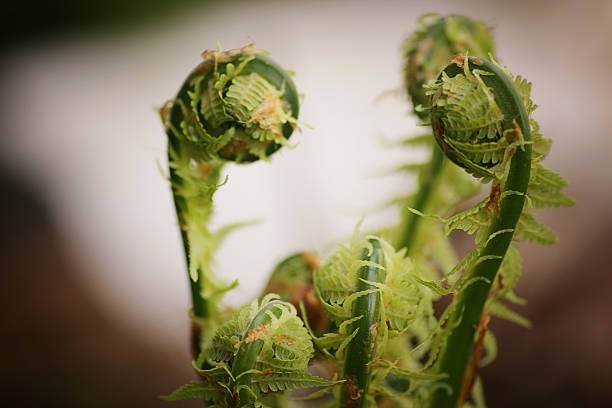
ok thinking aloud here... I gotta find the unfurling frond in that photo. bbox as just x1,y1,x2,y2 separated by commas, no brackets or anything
167,296,334,407
163,45,299,163
314,234,437,336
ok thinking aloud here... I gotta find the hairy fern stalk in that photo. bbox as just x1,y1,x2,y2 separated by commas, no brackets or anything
160,16,572,408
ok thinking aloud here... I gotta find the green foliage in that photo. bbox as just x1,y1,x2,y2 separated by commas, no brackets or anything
315,233,436,337
163,45,300,319
167,151,238,310
312,232,443,406
425,59,572,328
161,381,225,402
420,55,573,407
166,295,334,407
161,16,573,408
162,45,299,163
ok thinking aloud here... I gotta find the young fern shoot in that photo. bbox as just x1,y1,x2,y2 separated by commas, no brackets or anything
160,44,299,324
158,18,573,408
163,295,334,407
161,46,339,406
424,55,573,407
312,232,441,407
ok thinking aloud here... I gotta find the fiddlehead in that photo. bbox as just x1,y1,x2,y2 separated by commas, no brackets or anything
161,44,300,321
423,55,573,407
163,295,334,407
312,232,440,407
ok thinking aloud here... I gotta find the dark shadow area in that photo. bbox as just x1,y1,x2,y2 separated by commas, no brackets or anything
482,214,612,407
2,0,212,50
0,168,199,407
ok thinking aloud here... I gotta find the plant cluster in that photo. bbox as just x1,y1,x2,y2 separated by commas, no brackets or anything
159,14,572,408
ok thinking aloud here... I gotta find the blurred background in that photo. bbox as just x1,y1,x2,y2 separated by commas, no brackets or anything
1,0,610,406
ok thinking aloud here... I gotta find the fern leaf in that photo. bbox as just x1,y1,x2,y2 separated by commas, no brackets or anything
480,331,498,367
206,301,258,363
396,162,429,174
529,120,551,158
436,70,504,143
513,74,537,115
446,137,508,165
161,381,227,402
516,212,558,245
197,77,232,129
487,301,531,328
527,163,574,208
444,200,489,235
494,243,524,304
224,73,269,122
252,371,337,393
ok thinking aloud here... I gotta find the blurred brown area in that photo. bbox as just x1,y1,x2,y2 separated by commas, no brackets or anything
482,212,612,407
0,170,199,408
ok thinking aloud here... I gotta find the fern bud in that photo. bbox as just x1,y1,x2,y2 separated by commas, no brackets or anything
403,14,494,118
162,45,300,320
428,55,531,179
163,295,334,406
163,44,299,162
314,233,438,407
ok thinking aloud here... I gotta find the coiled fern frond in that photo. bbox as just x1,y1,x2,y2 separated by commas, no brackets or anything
161,44,300,320
163,295,335,407
311,231,442,407
423,55,573,408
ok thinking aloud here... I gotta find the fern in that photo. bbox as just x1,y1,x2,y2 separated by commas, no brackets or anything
163,45,300,324
159,18,574,408
252,372,336,393
420,55,573,408
313,231,441,407
527,163,575,208
161,381,226,403
516,211,558,245
166,295,334,407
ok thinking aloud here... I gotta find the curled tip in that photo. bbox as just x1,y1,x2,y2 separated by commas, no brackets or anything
429,56,530,179
165,45,300,163
403,14,495,119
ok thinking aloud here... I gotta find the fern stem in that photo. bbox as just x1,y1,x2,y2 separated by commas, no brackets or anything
167,103,216,319
396,145,445,254
341,238,385,408
428,57,531,407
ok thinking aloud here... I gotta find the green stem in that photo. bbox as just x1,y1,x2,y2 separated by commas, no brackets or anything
428,59,532,407
396,144,445,255
341,239,385,408
231,300,284,405
167,70,216,319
